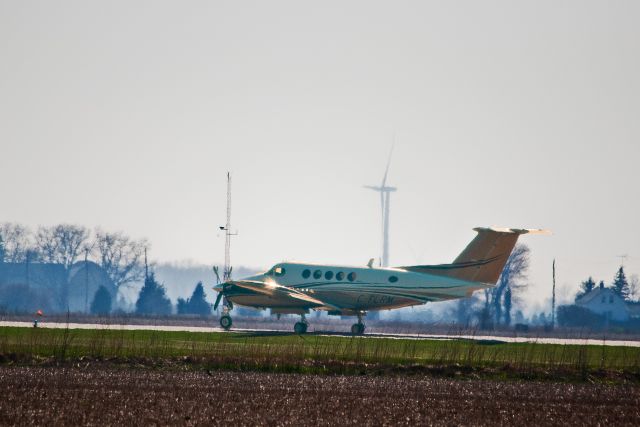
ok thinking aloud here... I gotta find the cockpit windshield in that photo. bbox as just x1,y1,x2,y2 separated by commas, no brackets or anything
266,265,286,277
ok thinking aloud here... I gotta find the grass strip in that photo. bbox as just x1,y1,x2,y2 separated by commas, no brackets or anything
1,326,639,383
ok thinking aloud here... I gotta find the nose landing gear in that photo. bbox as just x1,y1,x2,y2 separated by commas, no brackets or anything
220,314,233,330
218,296,234,331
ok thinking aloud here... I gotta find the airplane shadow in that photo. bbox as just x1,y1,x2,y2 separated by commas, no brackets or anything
232,330,508,344
233,331,355,338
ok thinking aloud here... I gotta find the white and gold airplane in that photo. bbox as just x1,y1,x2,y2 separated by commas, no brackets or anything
213,227,549,334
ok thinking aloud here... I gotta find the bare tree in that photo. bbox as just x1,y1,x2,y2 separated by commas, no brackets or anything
35,226,57,263
94,229,147,289
503,286,512,326
478,289,493,330
35,224,89,270
629,274,640,302
454,295,477,328
492,244,530,326
0,222,32,262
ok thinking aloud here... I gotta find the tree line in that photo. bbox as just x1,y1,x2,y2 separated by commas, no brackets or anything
0,222,214,317
127,273,212,317
0,222,148,290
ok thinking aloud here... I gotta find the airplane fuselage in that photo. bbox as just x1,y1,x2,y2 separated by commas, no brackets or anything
223,262,489,315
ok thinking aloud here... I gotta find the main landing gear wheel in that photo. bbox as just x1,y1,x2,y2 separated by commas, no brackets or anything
351,323,365,335
294,321,308,334
220,315,233,330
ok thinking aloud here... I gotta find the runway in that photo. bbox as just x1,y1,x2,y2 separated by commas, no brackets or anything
2,320,639,347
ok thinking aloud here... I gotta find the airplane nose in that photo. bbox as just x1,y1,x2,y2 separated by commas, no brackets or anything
213,281,233,292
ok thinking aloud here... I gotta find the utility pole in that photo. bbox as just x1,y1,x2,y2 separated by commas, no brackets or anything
144,247,149,282
25,250,31,288
551,259,556,330
84,247,89,313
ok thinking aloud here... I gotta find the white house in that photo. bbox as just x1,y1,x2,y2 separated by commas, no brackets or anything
575,284,630,322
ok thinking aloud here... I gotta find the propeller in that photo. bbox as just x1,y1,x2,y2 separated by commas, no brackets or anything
213,290,224,311
212,281,233,311
213,266,224,311
212,266,234,311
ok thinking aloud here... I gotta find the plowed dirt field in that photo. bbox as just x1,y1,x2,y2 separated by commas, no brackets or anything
0,367,638,425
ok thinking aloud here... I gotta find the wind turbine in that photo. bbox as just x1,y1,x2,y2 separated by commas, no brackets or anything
364,145,396,267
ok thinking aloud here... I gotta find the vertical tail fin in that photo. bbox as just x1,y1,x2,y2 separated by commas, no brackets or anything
401,227,549,285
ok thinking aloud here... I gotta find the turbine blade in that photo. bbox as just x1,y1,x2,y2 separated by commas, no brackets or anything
380,191,385,248
381,139,395,187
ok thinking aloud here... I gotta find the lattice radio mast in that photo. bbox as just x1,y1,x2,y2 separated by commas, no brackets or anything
551,259,556,329
220,172,236,282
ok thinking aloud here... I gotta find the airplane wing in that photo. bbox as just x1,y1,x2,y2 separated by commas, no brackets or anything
230,280,331,308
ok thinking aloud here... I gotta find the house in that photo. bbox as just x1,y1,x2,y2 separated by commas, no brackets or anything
67,261,118,313
0,257,117,313
0,261,66,312
575,283,630,322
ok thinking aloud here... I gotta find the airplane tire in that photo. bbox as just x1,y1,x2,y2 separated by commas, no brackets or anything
294,321,307,334
220,315,233,330
351,323,365,335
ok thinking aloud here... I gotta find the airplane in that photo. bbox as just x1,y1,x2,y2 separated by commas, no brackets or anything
213,227,549,334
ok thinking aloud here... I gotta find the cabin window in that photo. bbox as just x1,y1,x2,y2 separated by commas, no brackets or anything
388,276,398,283
336,272,345,280
609,295,614,303
601,296,606,303
347,272,357,282
313,270,322,279
274,266,286,277
325,271,334,280
302,269,311,279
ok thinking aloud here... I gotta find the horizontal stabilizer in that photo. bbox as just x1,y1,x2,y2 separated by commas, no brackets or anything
473,227,551,236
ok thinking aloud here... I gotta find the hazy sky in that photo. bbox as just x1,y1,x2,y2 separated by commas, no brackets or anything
1,1,638,310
